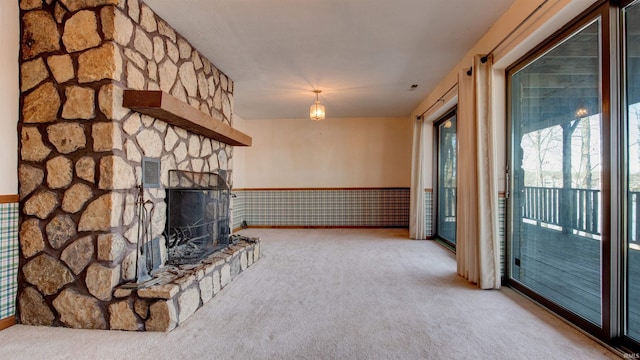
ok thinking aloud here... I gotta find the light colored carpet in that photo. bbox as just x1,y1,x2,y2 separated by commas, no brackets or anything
0,228,619,359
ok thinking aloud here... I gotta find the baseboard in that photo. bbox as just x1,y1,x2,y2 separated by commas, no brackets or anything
0,316,16,331
0,195,18,204
434,238,456,253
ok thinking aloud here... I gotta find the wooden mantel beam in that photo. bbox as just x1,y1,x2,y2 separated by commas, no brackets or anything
122,90,252,147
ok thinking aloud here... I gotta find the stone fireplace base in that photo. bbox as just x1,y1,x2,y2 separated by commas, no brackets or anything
108,238,261,331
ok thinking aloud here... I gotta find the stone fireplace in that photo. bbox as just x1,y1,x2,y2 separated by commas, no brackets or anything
17,0,258,331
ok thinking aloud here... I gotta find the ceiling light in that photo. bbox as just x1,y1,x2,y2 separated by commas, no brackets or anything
310,90,325,121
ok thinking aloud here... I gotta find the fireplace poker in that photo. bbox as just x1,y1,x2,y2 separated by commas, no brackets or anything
135,185,156,281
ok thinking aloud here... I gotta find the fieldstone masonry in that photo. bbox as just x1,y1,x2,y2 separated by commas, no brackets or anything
17,0,256,331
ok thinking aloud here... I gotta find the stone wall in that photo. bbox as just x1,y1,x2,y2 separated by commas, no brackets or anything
17,0,237,329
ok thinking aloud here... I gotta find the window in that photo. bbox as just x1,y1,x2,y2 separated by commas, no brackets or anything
434,109,457,247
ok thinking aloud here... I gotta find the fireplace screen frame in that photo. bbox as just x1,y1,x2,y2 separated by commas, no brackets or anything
164,170,231,266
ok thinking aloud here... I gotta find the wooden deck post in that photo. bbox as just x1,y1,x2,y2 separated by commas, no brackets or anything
561,122,579,234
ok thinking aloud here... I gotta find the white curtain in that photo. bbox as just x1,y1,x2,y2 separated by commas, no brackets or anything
456,55,501,289
409,116,425,240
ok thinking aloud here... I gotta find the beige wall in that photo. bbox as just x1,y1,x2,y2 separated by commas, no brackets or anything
0,1,19,195
237,117,412,189
231,114,247,188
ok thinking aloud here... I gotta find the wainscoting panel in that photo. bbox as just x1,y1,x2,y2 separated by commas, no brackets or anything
425,190,433,238
233,188,410,228
232,188,504,277
0,199,18,323
231,191,246,231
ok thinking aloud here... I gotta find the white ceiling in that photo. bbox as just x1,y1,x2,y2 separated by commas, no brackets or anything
144,0,516,120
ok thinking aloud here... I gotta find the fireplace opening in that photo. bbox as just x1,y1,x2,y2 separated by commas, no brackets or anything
165,170,231,266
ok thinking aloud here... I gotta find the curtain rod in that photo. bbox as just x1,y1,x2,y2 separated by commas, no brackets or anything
418,82,457,118
480,0,550,63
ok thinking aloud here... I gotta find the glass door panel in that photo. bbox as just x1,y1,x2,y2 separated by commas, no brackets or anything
436,113,457,245
625,0,640,342
510,20,603,326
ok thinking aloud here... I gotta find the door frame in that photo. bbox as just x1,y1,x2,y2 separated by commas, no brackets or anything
432,107,458,249
504,1,613,341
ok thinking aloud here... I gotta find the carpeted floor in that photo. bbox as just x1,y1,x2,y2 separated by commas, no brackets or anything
0,228,620,359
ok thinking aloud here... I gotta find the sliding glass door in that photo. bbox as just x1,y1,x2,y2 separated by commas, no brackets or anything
435,110,457,246
505,0,640,350
509,17,604,327
625,0,640,343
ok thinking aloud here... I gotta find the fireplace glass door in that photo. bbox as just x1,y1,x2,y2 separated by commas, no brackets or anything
165,170,231,265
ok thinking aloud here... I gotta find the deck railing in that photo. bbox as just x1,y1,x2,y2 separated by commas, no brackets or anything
519,186,640,238
522,186,562,229
631,192,640,242
440,186,456,221
522,186,601,235
438,186,640,240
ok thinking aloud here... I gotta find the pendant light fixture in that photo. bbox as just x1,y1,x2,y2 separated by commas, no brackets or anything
309,90,325,121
